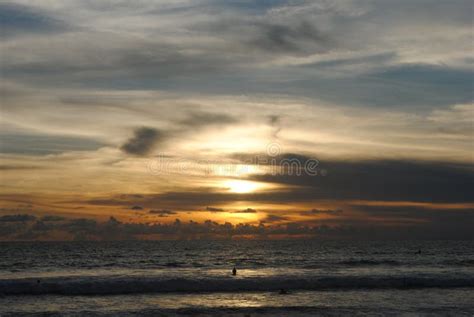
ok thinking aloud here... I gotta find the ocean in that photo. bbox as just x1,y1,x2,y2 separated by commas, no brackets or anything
0,240,473,316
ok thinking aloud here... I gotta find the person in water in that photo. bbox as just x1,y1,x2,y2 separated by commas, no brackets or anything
232,267,237,275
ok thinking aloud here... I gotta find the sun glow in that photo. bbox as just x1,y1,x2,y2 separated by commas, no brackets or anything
224,180,262,193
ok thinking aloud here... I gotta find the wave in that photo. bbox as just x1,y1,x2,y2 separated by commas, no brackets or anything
6,306,468,317
304,258,474,268
443,259,474,267
338,259,402,266
303,259,402,268
163,262,185,268
1,274,473,296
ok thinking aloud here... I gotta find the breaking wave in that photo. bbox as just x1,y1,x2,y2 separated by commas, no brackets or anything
338,259,402,266
1,274,473,296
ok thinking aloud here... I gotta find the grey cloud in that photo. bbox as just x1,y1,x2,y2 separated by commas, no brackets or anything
149,209,177,217
0,133,105,155
352,204,474,219
206,206,225,212
303,52,397,71
178,111,239,128
248,20,331,54
0,165,43,170
268,115,280,126
0,214,36,222
0,207,32,213
262,214,288,223
1,38,235,89
301,209,343,216
1,212,473,240
40,215,66,222
0,215,261,240
234,208,257,214
349,204,474,240
130,205,143,210
120,111,239,156
366,0,473,27
231,152,317,167
85,156,473,211
249,158,474,203
0,2,70,38
120,127,166,156
86,190,276,211
84,156,474,209
258,63,474,108
267,115,282,138
2,1,470,111
65,218,97,229
120,194,144,199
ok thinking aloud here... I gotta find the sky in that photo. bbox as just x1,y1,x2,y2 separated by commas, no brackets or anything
0,0,473,240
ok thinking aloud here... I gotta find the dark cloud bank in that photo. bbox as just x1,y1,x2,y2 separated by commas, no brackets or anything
0,211,472,241
94,157,474,206
242,155,474,204
63,157,473,240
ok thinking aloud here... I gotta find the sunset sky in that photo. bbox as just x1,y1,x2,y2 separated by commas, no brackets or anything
0,0,473,240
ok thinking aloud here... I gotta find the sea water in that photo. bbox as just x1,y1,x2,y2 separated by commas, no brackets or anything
0,240,473,316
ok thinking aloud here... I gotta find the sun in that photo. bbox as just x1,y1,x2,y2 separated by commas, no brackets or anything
224,180,261,194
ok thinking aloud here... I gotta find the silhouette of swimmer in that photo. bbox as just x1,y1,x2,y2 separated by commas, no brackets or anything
232,267,237,276
37,279,40,284
417,249,422,254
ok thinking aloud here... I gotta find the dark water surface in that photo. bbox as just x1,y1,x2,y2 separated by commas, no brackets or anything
0,240,473,316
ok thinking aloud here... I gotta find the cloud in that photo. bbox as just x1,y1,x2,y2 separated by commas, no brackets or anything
1,0,473,242
349,203,474,239
352,204,474,218
85,157,474,210
206,206,225,212
1,210,473,240
261,214,288,223
234,208,257,213
119,111,239,156
120,127,166,156
130,205,143,210
40,215,66,221
231,152,319,170
268,115,280,126
0,133,105,155
428,103,474,136
0,165,43,170
300,209,343,216
0,2,70,38
267,115,282,138
247,20,331,54
0,214,36,222
149,209,177,217
178,111,239,128
2,0,471,110
249,158,474,203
